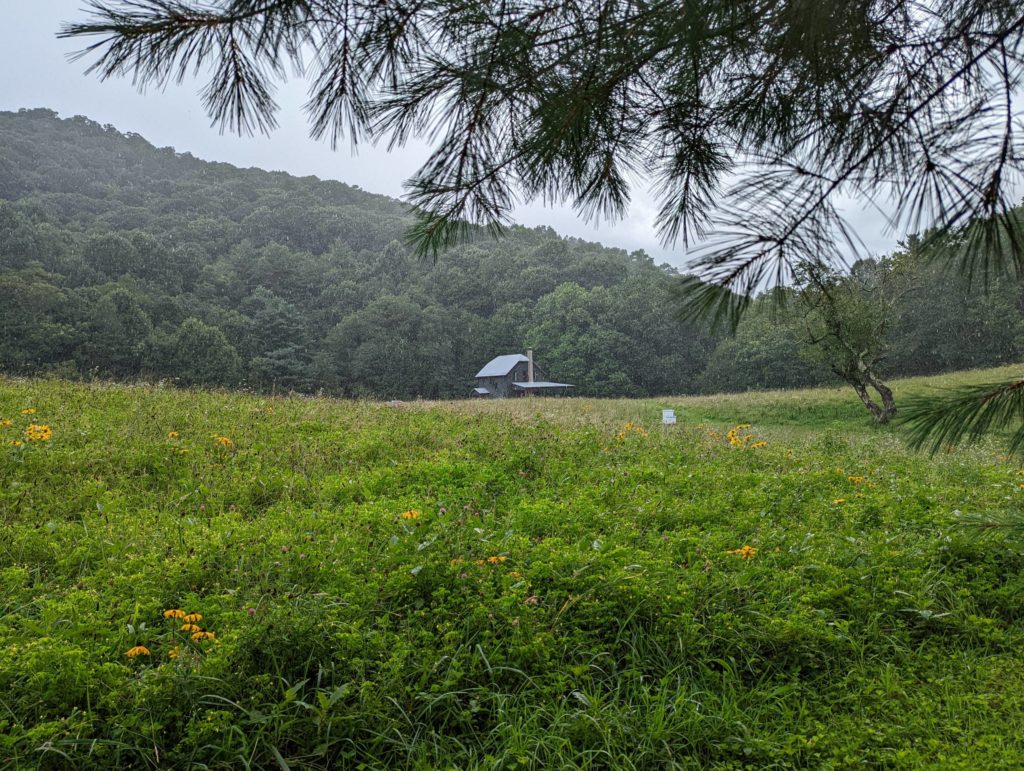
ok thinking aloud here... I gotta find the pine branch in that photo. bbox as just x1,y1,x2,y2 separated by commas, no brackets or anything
901,377,1024,455
60,1,1024,293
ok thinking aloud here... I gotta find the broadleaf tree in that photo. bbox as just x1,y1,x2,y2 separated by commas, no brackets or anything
797,257,917,424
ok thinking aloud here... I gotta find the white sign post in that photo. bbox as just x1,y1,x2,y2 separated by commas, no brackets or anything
661,409,676,426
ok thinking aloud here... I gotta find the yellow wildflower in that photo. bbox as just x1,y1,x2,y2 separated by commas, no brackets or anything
751,441,768,449
168,431,179,439
847,476,865,484
725,545,758,560
163,608,186,619
191,631,215,641
0,419,11,428
183,613,203,623
474,559,486,566
401,509,421,520
125,645,151,658
616,422,649,442
212,435,233,447
833,498,846,504
181,623,201,633
24,424,52,442
10,440,23,447
168,645,181,660
20,408,36,415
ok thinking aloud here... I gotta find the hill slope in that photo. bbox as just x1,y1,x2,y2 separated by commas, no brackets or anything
1,367,1023,767
1,108,715,398
3,108,1023,399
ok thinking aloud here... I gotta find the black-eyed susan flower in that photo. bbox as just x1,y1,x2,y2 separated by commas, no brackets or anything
191,631,215,641
168,645,181,660
725,545,758,560
163,608,186,619
24,424,52,442
400,509,420,520
181,623,201,633
183,613,202,623
168,431,179,439
833,498,846,504
20,408,36,415
0,419,11,428
125,645,151,657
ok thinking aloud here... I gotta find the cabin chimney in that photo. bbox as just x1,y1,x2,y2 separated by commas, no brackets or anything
527,349,534,383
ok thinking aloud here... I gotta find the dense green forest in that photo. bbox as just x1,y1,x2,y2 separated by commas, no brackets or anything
1,108,1022,398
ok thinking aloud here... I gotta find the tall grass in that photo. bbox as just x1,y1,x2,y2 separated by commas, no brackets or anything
1,367,1023,768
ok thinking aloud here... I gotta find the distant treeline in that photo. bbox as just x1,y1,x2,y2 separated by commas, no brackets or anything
1,109,1021,397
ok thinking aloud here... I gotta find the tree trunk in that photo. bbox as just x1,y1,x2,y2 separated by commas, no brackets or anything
844,371,897,424
866,374,897,424
851,381,886,421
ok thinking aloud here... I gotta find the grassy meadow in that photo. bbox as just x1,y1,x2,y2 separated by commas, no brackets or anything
2,367,1024,768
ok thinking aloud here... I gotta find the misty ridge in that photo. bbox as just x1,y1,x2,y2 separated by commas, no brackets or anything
2,108,1022,399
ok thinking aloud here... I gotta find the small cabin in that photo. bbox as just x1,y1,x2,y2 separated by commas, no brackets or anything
472,350,574,398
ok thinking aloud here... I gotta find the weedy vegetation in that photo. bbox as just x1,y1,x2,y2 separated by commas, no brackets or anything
2,366,1024,768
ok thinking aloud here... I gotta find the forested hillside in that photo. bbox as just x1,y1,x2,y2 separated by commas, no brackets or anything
1,108,1022,398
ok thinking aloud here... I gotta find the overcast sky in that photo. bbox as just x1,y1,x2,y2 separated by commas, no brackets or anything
1,2,902,267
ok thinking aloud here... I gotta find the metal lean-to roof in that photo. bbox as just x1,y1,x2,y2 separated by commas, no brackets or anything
512,381,574,389
472,387,491,395
475,354,528,378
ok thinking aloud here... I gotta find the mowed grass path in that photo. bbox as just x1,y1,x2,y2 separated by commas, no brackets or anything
2,367,1024,769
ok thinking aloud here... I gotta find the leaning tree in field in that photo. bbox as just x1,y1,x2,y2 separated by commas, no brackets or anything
62,0,1024,447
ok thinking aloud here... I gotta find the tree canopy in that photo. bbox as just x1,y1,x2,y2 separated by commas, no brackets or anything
2,109,1022,401
59,1,1024,450
62,0,1024,316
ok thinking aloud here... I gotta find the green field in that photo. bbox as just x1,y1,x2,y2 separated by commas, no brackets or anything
2,367,1024,769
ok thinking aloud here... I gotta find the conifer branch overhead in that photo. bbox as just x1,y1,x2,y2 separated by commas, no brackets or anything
61,0,1024,298
901,377,1024,456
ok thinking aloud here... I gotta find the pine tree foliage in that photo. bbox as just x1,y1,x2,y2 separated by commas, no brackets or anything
902,376,1024,455
61,1,1024,449
63,1,1024,285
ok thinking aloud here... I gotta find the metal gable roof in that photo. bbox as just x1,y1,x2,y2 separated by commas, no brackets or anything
475,353,528,378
